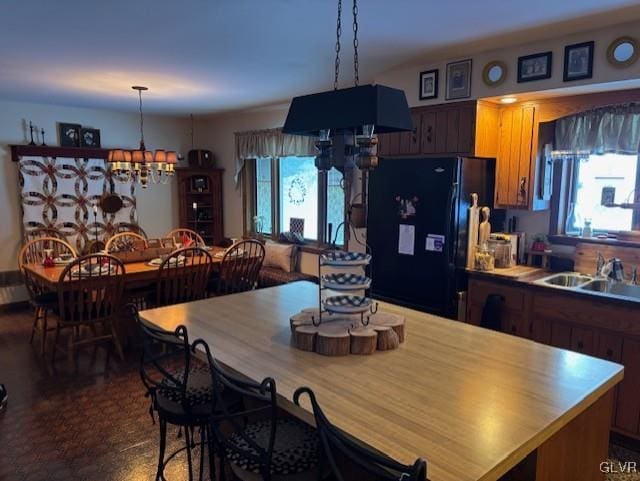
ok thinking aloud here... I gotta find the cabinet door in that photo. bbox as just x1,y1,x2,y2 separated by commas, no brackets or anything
549,322,572,350
503,312,530,339
615,338,640,435
596,333,623,425
399,111,421,155
420,111,436,154
495,105,535,208
434,109,448,153
457,106,476,154
377,133,400,157
569,326,595,355
445,109,460,153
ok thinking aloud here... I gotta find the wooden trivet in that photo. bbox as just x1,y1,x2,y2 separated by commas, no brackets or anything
290,308,406,356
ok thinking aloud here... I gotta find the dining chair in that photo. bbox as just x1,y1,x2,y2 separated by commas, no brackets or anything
104,231,148,253
213,239,265,296
133,307,216,481
24,227,66,242
165,228,205,248
294,386,428,481
19,237,77,355
52,254,126,367
115,222,148,239
155,247,213,307
196,339,319,481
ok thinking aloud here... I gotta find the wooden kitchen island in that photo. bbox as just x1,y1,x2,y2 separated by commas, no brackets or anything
140,281,623,481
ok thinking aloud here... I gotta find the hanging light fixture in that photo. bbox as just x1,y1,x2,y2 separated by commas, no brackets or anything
107,86,177,188
283,0,412,172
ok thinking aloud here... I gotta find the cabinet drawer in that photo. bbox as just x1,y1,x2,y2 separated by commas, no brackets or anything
468,279,525,311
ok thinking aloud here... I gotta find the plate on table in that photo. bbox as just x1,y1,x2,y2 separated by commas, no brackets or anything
320,251,371,266
147,256,186,267
70,264,117,277
53,257,74,265
214,248,245,258
323,295,372,314
321,273,371,290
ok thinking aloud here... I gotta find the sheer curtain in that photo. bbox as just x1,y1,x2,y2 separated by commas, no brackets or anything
234,128,315,185
554,103,640,155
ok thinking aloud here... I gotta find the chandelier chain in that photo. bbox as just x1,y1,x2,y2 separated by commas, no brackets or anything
334,0,342,90
352,0,359,86
138,89,145,146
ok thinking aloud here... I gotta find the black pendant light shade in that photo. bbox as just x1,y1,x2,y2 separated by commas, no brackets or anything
282,84,413,137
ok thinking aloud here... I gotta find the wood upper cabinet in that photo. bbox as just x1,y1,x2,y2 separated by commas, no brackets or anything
378,100,499,158
495,104,535,209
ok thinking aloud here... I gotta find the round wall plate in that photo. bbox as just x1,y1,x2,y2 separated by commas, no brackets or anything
607,36,639,68
482,61,507,87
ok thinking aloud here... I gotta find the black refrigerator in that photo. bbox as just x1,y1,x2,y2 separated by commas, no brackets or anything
367,156,502,318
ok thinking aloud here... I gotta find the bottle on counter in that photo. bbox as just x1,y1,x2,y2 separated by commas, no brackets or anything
583,219,593,238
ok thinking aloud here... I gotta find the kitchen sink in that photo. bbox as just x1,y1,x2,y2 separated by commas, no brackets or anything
535,272,593,288
579,279,640,300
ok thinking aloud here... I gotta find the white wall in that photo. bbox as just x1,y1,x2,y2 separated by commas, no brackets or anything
375,19,640,108
0,99,191,275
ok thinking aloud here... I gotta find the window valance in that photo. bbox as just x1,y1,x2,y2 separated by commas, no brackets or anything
234,128,316,185
554,103,640,155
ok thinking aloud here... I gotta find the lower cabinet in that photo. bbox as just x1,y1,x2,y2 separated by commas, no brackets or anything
467,276,640,439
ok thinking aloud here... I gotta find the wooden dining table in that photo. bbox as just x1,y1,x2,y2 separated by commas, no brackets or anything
22,247,226,289
139,281,623,481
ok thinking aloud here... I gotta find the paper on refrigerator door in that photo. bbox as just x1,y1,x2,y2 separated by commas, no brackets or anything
466,193,480,269
398,224,415,255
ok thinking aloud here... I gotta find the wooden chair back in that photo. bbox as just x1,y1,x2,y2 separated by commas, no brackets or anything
156,247,213,307
115,222,148,239
24,227,66,243
294,387,428,481
217,239,265,295
19,237,77,299
57,254,125,326
105,231,148,253
165,228,205,248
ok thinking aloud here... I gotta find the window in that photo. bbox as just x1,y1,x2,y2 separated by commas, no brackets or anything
247,156,345,243
568,153,639,234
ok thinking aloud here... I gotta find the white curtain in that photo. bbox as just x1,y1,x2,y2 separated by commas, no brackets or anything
234,128,315,185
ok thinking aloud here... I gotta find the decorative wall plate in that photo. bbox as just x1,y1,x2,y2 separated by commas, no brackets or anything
321,273,371,290
323,295,372,314
320,251,371,266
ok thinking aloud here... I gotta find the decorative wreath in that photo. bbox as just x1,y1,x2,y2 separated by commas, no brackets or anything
288,177,307,206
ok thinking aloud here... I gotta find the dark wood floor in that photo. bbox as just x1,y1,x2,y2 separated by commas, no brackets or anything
0,306,207,481
1,305,639,481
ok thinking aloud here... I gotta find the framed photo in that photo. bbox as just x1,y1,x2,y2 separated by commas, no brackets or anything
564,41,594,81
445,60,472,100
419,69,438,100
80,128,101,148
58,122,81,147
517,51,552,82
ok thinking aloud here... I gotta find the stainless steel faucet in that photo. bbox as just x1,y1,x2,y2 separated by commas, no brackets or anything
601,258,624,283
596,252,605,277
631,266,639,285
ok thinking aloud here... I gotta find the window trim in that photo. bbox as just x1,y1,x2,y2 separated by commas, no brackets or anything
242,156,347,247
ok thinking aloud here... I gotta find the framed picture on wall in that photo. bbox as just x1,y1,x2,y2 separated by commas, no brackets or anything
80,128,101,147
419,69,438,100
517,51,552,82
563,41,594,81
58,122,81,147
445,59,472,100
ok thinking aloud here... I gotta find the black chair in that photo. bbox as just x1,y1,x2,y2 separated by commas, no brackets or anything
196,340,319,481
134,305,222,481
294,387,428,481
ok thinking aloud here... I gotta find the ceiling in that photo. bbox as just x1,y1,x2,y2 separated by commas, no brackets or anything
1,0,639,115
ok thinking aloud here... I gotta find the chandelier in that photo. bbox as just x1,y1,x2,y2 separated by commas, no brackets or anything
107,86,177,188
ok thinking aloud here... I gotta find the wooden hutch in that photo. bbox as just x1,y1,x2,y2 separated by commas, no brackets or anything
176,167,224,246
